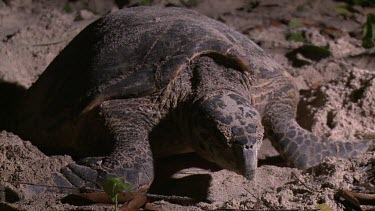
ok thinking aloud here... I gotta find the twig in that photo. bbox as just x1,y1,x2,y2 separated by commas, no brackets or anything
243,186,269,210
32,40,69,46
3,180,80,190
341,189,375,206
291,171,315,192
145,193,196,205
213,209,305,211
336,189,362,210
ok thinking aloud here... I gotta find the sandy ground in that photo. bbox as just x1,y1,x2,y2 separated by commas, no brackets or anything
0,0,374,210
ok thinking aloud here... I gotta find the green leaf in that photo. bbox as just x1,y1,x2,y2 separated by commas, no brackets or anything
64,5,73,14
101,177,132,200
347,0,375,7
286,44,331,67
335,6,351,16
287,32,305,42
362,13,375,48
316,203,333,211
288,19,303,28
139,0,152,6
180,0,199,7
294,45,331,60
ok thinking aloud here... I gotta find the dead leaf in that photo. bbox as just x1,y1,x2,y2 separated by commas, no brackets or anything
119,192,148,211
144,203,158,211
62,191,147,206
316,203,333,211
286,44,331,67
320,26,344,39
270,20,283,27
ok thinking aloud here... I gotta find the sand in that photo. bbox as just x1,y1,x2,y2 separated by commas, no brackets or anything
0,0,374,210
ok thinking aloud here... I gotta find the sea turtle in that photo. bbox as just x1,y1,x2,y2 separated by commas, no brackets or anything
13,7,373,192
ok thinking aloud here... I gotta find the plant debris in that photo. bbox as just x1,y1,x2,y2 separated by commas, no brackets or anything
362,13,375,48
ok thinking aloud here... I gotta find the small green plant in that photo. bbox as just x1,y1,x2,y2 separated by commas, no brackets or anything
346,0,375,7
63,4,73,13
139,0,152,6
180,0,199,7
362,13,375,48
316,203,333,211
335,6,351,16
288,19,303,28
101,177,132,211
287,32,305,42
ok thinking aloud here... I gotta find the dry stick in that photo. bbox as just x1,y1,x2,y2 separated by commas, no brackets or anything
2,180,196,205
337,189,362,210
3,180,82,190
243,187,269,210
146,193,196,205
32,39,69,46
291,171,315,193
341,189,375,206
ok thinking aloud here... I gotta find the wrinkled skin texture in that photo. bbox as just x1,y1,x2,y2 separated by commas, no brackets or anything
13,7,373,192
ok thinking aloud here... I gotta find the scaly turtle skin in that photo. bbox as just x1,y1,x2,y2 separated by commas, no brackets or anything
14,7,373,191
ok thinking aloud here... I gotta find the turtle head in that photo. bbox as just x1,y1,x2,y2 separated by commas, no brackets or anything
193,91,264,180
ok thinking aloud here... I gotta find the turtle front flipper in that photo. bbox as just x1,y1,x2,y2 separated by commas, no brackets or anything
61,98,159,192
265,101,373,169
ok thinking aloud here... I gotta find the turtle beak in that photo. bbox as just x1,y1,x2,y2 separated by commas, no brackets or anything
234,142,258,180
